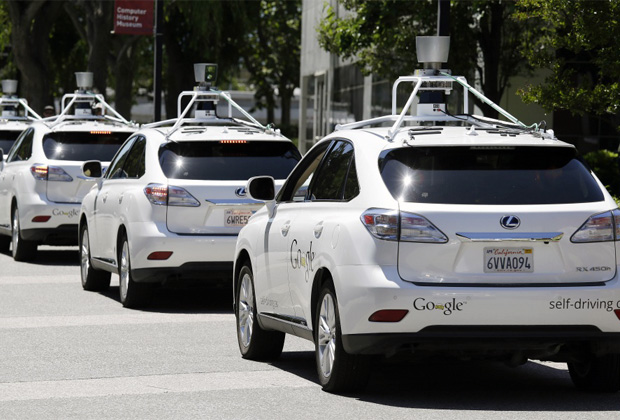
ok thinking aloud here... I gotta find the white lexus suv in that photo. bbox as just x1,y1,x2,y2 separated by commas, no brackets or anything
233,37,620,393
0,72,137,261
79,64,301,308
0,79,42,163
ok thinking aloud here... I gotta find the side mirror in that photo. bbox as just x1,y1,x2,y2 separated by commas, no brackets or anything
247,176,275,201
82,160,103,178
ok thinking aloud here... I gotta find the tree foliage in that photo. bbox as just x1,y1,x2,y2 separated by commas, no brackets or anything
317,0,534,118
515,0,620,128
242,0,301,135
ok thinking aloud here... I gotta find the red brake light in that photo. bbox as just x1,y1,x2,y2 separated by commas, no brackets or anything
30,165,48,180
220,140,247,144
90,130,111,135
147,251,173,260
368,309,409,322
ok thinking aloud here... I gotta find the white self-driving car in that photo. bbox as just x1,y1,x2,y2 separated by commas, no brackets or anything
233,37,620,393
78,64,301,308
0,73,137,261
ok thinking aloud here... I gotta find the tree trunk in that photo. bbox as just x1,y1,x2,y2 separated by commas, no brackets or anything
7,0,62,114
113,38,140,120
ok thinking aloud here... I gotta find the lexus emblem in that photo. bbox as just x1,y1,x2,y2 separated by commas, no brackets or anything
235,187,247,197
500,215,520,230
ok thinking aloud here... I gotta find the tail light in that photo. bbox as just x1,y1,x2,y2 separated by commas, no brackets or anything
30,164,73,182
144,183,200,207
571,209,620,243
361,208,447,243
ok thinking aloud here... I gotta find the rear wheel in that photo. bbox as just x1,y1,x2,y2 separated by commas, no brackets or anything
118,235,152,308
236,264,285,360
568,353,620,392
315,281,371,393
11,205,36,262
80,224,111,291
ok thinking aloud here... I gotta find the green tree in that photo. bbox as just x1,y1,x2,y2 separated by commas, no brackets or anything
515,0,620,129
242,0,301,136
317,0,533,119
6,0,64,113
162,0,253,119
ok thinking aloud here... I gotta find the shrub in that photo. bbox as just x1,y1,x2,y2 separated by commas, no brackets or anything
583,149,620,198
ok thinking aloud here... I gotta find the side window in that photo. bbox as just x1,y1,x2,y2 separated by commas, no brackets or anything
278,141,332,202
7,128,34,163
343,158,359,200
106,137,135,180
310,141,357,201
124,136,146,179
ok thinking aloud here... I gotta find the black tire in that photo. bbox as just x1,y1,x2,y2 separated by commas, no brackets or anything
236,264,285,360
315,281,371,393
11,205,37,262
80,224,111,291
0,235,10,253
568,353,620,393
118,235,152,308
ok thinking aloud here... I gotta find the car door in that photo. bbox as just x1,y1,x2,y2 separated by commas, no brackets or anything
90,136,137,261
285,140,359,324
0,128,34,230
256,141,332,324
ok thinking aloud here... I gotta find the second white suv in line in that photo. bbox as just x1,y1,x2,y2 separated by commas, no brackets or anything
79,65,301,308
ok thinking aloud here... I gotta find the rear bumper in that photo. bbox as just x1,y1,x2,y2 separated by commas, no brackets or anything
132,261,233,284
21,224,78,245
342,326,620,357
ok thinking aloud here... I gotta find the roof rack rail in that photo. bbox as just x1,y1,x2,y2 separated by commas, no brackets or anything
46,72,136,128
335,36,549,141
0,96,42,121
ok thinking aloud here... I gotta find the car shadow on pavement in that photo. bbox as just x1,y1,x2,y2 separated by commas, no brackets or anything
357,358,620,411
268,352,620,410
97,284,234,315
0,247,80,266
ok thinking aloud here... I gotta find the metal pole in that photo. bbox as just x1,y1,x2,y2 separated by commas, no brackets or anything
437,0,450,36
153,0,163,121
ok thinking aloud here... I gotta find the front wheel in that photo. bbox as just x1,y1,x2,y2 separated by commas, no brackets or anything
568,353,620,392
80,224,111,291
118,235,152,308
315,281,371,393
236,264,285,360
12,206,36,262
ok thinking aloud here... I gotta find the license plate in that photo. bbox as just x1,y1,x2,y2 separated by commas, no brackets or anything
224,209,254,227
484,247,534,273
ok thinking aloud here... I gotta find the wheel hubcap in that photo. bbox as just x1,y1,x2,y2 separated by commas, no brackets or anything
238,273,254,349
318,292,337,378
80,229,90,286
119,241,129,302
12,211,19,252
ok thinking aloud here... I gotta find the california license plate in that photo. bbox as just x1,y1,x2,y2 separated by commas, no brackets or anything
484,247,534,273
224,209,253,227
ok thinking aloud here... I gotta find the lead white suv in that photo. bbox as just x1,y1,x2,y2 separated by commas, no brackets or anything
0,73,137,261
0,79,42,163
233,37,620,393
79,64,301,308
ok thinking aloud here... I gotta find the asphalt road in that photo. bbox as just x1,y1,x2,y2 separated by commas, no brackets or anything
0,246,618,419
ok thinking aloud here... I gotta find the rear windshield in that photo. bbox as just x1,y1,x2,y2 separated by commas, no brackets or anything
0,130,22,154
42,131,131,161
159,141,301,180
379,146,604,205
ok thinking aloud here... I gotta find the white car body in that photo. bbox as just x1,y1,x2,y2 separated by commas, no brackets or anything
79,87,300,308
233,62,620,393
0,86,137,261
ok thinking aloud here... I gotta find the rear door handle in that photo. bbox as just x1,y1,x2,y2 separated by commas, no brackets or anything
314,223,324,239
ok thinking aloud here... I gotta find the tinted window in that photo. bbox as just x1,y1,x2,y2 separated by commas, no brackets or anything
42,131,130,161
8,128,34,162
311,141,356,201
106,138,135,180
124,137,146,179
159,141,300,180
380,146,604,205
0,130,23,155
278,141,331,202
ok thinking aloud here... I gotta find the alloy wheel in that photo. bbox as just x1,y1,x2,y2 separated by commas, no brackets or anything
317,292,337,378
238,272,254,349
